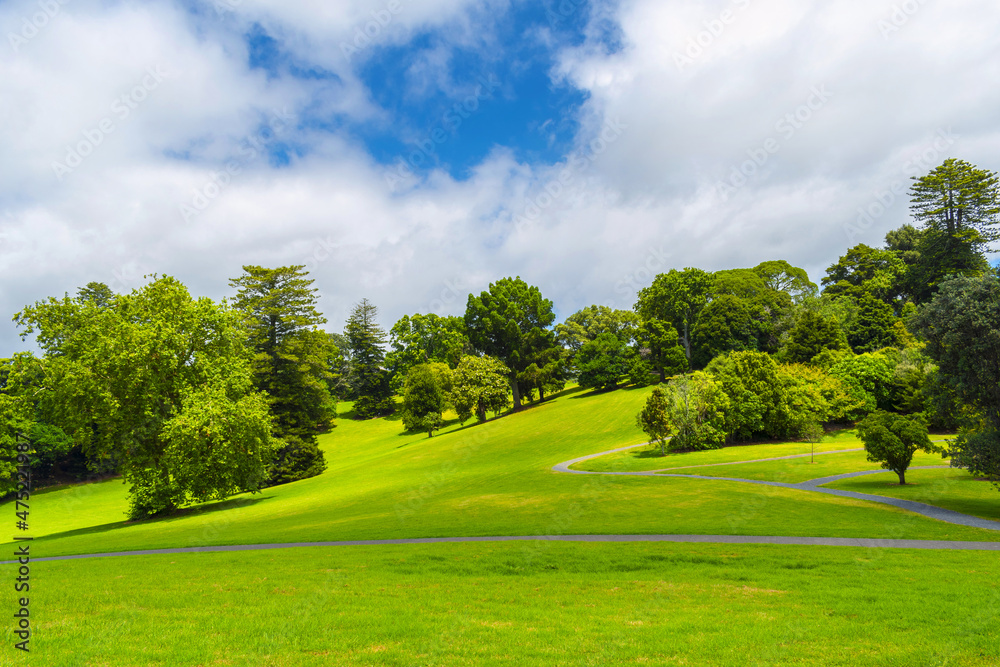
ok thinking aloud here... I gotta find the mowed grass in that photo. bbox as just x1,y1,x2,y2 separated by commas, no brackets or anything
2,541,998,667
824,468,1000,522
572,429,870,473
4,386,1000,561
662,450,950,484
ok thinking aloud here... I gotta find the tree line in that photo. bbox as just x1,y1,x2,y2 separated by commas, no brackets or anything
1,158,998,516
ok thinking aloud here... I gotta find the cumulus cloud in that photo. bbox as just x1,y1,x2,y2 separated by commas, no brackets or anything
1,0,999,355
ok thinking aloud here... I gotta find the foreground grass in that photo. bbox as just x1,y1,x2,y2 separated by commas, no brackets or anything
4,386,999,560
824,468,1000,522
3,541,998,666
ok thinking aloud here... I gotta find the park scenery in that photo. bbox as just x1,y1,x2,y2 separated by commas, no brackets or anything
2,0,1000,665
2,156,1000,664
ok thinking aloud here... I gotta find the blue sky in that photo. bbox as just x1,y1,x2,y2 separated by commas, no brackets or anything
1,0,999,354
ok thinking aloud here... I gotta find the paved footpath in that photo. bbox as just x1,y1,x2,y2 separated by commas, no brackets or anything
4,533,1000,565
554,444,1000,532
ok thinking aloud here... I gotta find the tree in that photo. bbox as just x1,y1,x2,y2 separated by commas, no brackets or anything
464,277,557,410
658,373,729,451
0,358,34,495
690,294,759,368
451,355,511,423
856,410,937,485
13,276,276,519
635,319,687,383
576,333,635,391
401,364,448,437
635,268,713,367
847,292,900,353
752,260,818,303
386,314,468,392
780,310,848,364
821,244,907,307
230,265,335,484
911,274,1000,483
636,387,672,456
556,306,640,356
705,351,785,441
346,299,395,419
907,159,999,302
828,352,895,418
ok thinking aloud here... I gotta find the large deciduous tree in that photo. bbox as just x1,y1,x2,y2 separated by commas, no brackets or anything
13,276,275,519
464,277,557,410
230,265,335,484
451,355,511,423
856,410,937,485
346,299,395,419
635,268,713,367
386,313,468,392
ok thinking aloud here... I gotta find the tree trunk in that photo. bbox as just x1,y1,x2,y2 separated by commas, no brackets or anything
511,377,521,410
682,321,691,368
897,470,906,485
538,384,546,402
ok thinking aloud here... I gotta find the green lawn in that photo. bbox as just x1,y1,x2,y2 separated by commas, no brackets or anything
571,429,870,473
662,450,950,484
824,467,1000,522
3,541,998,666
4,387,999,562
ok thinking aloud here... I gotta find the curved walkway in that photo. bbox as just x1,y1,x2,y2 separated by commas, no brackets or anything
4,533,1000,565
554,445,1000,532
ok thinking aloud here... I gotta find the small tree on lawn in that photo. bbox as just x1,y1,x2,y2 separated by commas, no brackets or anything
636,386,672,456
401,364,447,437
856,410,938,484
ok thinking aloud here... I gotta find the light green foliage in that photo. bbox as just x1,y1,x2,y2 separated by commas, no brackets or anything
346,299,395,419
828,352,895,418
660,372,729,450
752,260,818,303
0,361,34,494
401,364,448,436
555,305,640,355
777,363,865,426
230,265,335,484
386,313,468,393
636,386,672,455
856,410,937,484
912,274,1000,482
705,351,784,441
576,332,636,391
451,355,511,423
780,310,848,364
464,277,557,409
635,268,713,366
13,276,276,519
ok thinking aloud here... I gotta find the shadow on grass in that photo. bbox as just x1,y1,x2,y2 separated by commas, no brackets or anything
35,495,272,544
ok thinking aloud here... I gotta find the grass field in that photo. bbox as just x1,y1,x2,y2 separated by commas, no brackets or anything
4,384,1000,665
5,387,1000,562
3,541,1000,666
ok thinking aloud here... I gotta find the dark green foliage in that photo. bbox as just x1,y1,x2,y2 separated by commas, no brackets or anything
555,306,640,357
576,333,635,391
911,274,1000,483
821,244,906,307
346,299,395,419
267,435,328,485
635,268,713,366
230,265,336,484
847,292,900,353
401,364,447,436
781,310,848,364
856,410,936,485
635,319,687,382
464,277,557,410
691,295,759,369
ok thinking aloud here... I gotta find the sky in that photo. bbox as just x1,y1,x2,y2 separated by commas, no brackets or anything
1,0,999,355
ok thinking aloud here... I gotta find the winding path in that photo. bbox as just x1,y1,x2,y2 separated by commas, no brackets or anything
553,443,1000,532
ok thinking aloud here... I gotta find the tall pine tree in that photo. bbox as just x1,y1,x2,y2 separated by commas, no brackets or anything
230,265,335,484
346,299,395,418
